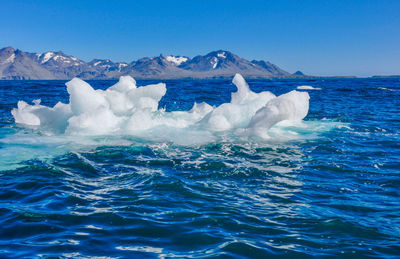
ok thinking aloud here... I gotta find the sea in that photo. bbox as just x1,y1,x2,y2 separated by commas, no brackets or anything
0,77,399,258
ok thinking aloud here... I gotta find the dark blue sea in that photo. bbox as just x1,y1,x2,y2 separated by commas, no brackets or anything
0,77,399,258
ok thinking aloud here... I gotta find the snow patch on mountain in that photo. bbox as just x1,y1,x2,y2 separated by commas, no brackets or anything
4,53,15,64
41,52,55,63
217,52,226,58
118,63,128,71
211,57,218,69
166,56,188,65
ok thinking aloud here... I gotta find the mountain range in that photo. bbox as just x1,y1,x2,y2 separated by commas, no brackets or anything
0,46,305,80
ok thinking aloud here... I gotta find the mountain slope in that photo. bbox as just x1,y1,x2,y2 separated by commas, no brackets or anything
0,47,56,79
179,50,285,77
38,51,89,79
124,55,190,78
251,60,290,76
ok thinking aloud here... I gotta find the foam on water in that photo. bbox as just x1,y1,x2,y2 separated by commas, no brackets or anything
297,85,322,90
11,74,310,142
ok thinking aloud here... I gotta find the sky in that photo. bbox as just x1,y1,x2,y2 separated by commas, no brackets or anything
1,0,399,77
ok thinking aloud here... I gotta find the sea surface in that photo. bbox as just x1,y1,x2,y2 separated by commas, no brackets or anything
0,78,399,258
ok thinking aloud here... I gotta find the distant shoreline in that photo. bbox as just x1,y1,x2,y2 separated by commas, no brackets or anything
3,75,399,81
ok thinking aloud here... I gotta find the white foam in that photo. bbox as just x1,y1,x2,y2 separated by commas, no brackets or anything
11,74,310,141
297,85,322,90
377,87,399,92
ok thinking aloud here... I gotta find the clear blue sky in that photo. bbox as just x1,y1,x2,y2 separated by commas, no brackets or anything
1,0,399,76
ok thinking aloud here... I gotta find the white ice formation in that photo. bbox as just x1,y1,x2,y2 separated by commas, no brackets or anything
12,74,310,140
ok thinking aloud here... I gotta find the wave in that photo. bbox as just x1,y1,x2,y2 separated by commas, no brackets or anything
297,85,322,90
377,87,400,92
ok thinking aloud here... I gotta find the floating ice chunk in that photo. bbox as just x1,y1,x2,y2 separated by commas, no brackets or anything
104,89,134,116
126,83,166,111
105,76,167,114
248,90,310,138
190,102,213,116
297,85,321,90
124,109,156,133
11,100,72,133
169,102,214,126
108,75,136,92
279,90,310,121
231,73,253,104
203,74,276,131
11,74,310,141
31,102,72,133
11,101,41,126
66,106,121,135
231,74,276,106
67,78,108,115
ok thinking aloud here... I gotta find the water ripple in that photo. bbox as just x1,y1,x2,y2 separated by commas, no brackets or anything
0,78,399,257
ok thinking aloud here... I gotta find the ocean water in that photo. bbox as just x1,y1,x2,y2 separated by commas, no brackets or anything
0,77,399,257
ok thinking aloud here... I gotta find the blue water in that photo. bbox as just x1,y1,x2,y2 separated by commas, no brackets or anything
0,78,399,257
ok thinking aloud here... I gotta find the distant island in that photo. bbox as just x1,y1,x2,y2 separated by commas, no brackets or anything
0,46,308,80
371,75,400,78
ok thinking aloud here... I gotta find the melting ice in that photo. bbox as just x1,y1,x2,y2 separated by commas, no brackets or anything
11,74,310,142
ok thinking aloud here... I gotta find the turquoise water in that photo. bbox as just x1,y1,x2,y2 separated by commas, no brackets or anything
0,78,399,257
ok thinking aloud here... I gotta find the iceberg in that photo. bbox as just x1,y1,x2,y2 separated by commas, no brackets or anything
11,74,310,140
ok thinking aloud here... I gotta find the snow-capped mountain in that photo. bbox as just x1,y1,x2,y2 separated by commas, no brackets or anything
26,50,89,79
32,51,85,66
179,50,244,71
88,59,128,72
79,59,130,79
0,46,302,79
123,55,193,78
178,50,290,77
